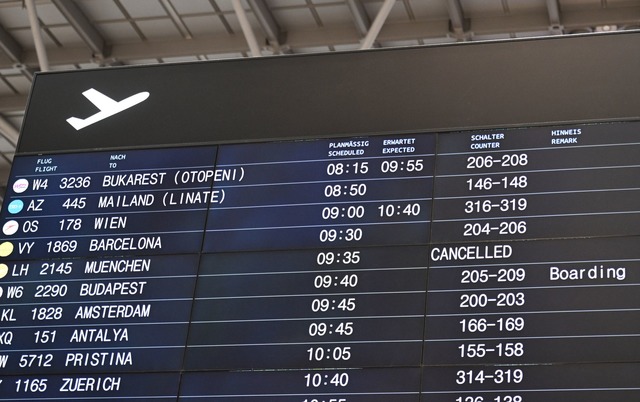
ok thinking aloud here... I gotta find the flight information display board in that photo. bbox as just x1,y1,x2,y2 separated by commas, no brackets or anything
1,119,640,401
0,31,639,401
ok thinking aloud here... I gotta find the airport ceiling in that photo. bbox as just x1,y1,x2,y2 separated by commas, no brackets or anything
0,0,638,197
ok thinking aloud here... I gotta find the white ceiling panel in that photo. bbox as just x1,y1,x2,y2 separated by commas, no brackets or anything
8,28,36,48
78,0,126,20
36,2,69,24
120,0,168,18
560,0,603,9
507,0,548,13
268,0,309,8
95,21,142,41
222,12,257,33
362,0,409,22
0,6,30,28
137,19,185,39
0,134,14,150
315,4,354,25
0,80,16,96
4,76,32,96
183,14,233,36
211,0,237,13
460,0,506,16
169,0,216,14
271,7,321,28
47,26,85,45
408,0,450,19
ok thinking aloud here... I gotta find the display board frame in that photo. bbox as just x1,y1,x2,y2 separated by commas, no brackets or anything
16,31,640,155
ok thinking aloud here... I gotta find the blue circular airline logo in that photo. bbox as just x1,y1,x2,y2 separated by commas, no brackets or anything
7,200,24,214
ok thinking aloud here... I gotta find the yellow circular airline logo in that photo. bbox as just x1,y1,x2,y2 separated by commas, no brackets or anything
0,242,14,257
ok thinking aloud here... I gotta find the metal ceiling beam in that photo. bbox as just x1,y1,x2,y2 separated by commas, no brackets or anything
159,0,193,40
445,0,469,39
5,5,639,69
0,24,22,63
360,0,396,49
247,0,286,49
232,0,262,57
346,0,372,38
546,0,564,34
11,20,445,67
51,0,107,59
17,35,249,66
16,64,36,82
24,0,49,71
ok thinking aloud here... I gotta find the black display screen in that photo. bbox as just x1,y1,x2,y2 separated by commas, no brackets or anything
2,32,640,401
2,120,640,400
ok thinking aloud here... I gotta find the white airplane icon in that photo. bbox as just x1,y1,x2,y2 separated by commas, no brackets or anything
66,88,150,130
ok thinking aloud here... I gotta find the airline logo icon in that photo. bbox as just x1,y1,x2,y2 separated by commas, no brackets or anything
0,242,13,257
7,200,23,214
2,221,18,236
12,179,28,193
66,88,150,131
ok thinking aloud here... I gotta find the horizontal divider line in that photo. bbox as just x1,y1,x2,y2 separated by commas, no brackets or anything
188,339,423,348
437,162,640,179
433,185,640,200
424,387,640,394
428,282,638,293
192,314,424,324
433,209,640,223
206,220,429,232
438,140,640,157
427,307,640,317
430,257,640,270
426,333,640,342
195,290,423,301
